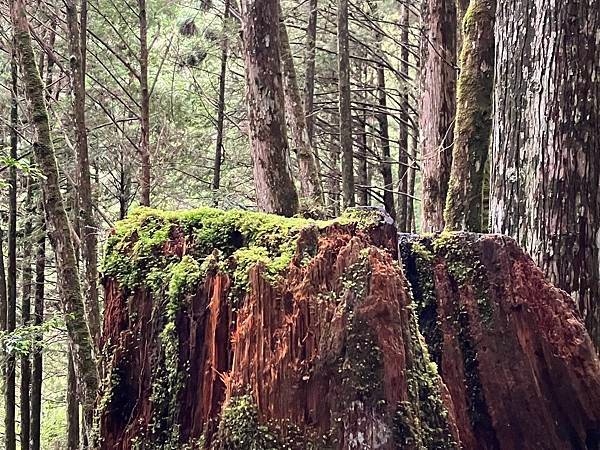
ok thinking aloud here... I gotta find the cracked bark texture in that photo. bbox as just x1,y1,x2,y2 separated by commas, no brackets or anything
419,0,457,232
491,0,600,348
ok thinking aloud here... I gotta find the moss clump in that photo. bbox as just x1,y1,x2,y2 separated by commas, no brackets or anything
212,395,327,450
340,317,384,403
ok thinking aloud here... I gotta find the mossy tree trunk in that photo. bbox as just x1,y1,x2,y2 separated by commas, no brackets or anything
9,0,99,442
444,0,495,231
491,0,600,348
279,9,324,207
419,0,457,232
66,0,102,352
241,0,299,217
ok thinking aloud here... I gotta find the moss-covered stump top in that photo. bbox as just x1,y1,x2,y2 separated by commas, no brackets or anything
99,207,455,450
101,206,396,294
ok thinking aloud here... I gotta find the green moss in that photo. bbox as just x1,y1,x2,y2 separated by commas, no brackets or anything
340,317,383,404
396,311,458,449
212,395,327,450
168,255,203,300
432,232,493,324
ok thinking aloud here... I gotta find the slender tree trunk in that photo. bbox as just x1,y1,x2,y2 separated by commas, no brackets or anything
10,0,99,440
119,147,132,220
212,0,230,200
0,227,6,361
356,63,369,206
67,351,80,450
492,0,600,347
337,0,355,208
139,0,151,206
66,0,101,351
407,125,418,232
240,0,299,217
30,198,45,450
5,43,18,450
444,0,495,231
304,0,318,144
419,0,457,232
279,8,324,206
20,181,34,450
376,66,396,219
397,3,410,231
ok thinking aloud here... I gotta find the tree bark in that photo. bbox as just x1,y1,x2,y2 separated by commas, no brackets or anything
20,182,34,450
376,66,397,219
138,0,151,206
396,3,410,231
10,0,99,440
491,0,600,347
419,0,457,232
30,198,45,450
304,0,318,144
66,0,102,352
67,351,80,450
279,9,324,206
240,0,299,217
212,0,230,200
444,0,495,231
337,0,355,208
5,42,18,450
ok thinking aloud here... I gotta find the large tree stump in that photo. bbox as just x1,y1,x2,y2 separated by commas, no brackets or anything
98,208,600,449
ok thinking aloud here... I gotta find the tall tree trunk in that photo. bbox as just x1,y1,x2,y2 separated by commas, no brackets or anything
304,0,318,144
212,0,230,200
119,146,132,220
30,198,45,450
356,63,369,206
444,0,495,231
0,228,6,364
20,181,34,450
397,3,410,231
376,66,397,219
5,43,18,450
10,0,99,440
337,0,355,208
240,0,299,217
138,0,151,206
407,125,418,232
419,0,457,232
66,0,101,351
491,0,600,347
279,8,324,206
